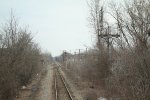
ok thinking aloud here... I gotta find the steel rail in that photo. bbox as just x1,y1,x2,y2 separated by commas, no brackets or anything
55,62,74,100
54,72,58,100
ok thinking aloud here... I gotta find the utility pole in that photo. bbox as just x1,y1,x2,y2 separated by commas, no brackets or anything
74,52,76,62
78,49,81,60
62,50,67,63
98,26,120,64
86,48,88,53
97,7,104,45
78,49,80,55
85,48,88,58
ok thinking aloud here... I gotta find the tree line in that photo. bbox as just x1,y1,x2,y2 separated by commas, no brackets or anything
0,12,47,100
89,0,150,99
58,0,150,99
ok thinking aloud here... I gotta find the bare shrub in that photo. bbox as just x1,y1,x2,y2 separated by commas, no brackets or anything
0,12,42,100
107,49,150,100
106,0,150,99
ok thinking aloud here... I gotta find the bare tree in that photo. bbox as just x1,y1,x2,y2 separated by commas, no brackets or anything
0,12,43,100
107,0,150,99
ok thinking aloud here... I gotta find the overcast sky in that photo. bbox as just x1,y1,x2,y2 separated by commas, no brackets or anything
0,0,94,56
0,0,123,56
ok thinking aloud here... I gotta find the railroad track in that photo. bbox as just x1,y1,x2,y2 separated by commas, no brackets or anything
54,63,74,100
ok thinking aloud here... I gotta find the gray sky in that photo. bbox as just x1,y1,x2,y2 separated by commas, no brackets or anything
0,0,93,56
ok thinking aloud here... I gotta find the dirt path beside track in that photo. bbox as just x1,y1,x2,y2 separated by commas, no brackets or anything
34,65,54,100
